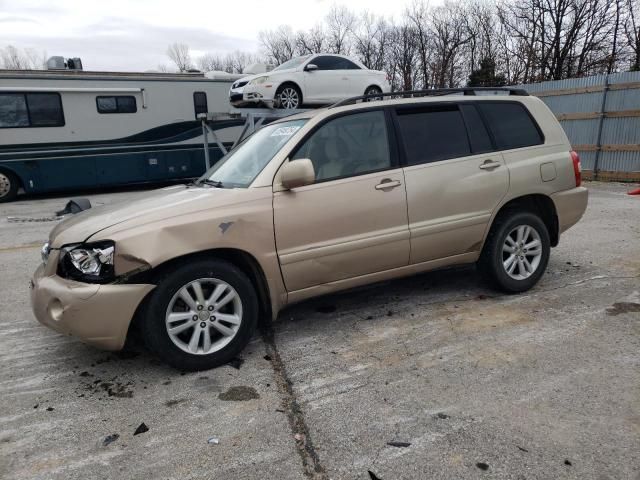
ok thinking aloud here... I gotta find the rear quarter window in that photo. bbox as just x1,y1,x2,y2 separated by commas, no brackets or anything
478,102,543,150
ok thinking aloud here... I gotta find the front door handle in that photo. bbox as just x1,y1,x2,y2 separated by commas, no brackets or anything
479,159,501,170
375,179,402,190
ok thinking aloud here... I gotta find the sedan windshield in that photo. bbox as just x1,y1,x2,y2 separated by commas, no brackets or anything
199,119,307,188
272,55,311,72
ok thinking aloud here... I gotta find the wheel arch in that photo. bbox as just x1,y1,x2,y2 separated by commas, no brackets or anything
487,194,559,248
126,247,273,341
364,84,383,94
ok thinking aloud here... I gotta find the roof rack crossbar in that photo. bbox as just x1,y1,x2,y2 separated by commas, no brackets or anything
330,87,529,108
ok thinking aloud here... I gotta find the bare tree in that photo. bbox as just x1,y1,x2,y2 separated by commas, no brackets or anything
625,0,640,70
166,42,192,72
259,26,297,65
325,5,356,54
351,12,390,71
0,45,47,69
296,24,327,54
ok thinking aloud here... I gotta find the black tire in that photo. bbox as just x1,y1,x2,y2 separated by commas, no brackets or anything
364,85,383,100
274,83,302,109
0,169,19,203
477,211,550,293
141,259,258,371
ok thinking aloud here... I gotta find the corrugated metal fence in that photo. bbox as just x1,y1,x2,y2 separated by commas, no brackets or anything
519,71,640,181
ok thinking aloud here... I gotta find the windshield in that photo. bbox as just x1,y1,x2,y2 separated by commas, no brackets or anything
272,55,312,72
199,119,307,188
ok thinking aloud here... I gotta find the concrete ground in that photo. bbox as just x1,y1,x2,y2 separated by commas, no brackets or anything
0,182,638,480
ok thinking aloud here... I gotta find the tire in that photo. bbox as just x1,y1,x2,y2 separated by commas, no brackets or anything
478,211,550,293
0,169,19,203
275,84,302,109
141,259,258,371
364,85,383,101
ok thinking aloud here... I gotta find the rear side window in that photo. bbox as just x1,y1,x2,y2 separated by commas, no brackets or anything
194,92,208,118
0,92,64,128
477,102,543,150
395,105,470,165
96,96,137,114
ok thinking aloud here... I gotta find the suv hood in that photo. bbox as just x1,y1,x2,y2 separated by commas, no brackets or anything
48,185,248,248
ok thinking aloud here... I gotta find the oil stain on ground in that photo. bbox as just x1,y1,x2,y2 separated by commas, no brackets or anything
607,302,640,316
218,386,260,401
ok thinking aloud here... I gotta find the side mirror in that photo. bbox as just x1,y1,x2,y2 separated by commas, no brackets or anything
280,159,315,190
304,63,318,72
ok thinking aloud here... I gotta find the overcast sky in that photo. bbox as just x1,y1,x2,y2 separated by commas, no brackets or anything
0,0,418,72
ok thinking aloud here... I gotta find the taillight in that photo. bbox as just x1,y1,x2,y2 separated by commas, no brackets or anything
570,150,581,187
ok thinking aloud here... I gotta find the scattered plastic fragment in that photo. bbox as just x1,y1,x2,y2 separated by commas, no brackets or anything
263,354,272,361
368,470,382,480
103,434,119,446
435,412,450,419
476,462,489,470
294,433,305,442
46,407,54,412
564,459,572,466
134,423,149,435
207,437,220,445
387,441,411,448
516,445,529,452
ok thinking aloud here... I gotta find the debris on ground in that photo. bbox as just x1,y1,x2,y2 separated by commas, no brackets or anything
103,434,119,446
46,407,54,411
368,470,382,480
564,459,572,466
207,437,220,445
133,423,149,435
294,433,305,442
517,445,529,452
227,357,244,369
434,412,450,419
476,462,489,470
387,441,411,447
218,386,259,401
263,354,272,361
606,302,640,316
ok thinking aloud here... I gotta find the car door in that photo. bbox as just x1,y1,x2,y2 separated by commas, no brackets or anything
394,102,509,264
303,56,351,103
273,109,410,292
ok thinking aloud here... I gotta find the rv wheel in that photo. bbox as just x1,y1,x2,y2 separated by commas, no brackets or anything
0,170,19,203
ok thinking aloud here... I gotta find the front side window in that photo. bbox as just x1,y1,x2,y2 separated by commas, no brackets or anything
96,96,137,114
200,119,308,188
396,105,471,165
194,92,208,118
310,56,342,71
477,102,543,150
0,93,63,128
291,110,391,182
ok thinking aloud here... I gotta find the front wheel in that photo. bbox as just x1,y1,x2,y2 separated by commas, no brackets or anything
364,86,383,101
275,84,302,109
141,259,258,371
478,211,550,293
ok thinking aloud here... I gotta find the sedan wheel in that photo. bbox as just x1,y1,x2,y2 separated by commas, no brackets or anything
276,86,301,109
501,225,543,280
165,278,243,355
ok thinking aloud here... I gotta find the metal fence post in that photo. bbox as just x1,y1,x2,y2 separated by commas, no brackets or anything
593,75,609,180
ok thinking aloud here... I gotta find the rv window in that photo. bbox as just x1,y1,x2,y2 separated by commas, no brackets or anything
194,92,207,118
96,96,137,114
0,92,64,128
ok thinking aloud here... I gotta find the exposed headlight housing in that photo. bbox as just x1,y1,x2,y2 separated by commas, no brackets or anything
249,76,269,85
58,241,115,283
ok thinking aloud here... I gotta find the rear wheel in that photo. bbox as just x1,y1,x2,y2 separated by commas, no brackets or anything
141,259,258,371
364,85,383,101
275,84,302,109
478,211,550,293
0,170,19,203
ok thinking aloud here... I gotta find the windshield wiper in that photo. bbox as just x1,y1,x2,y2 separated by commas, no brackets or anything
199,179,225,188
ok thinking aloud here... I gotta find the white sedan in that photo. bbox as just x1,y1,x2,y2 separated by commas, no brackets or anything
234,54,390,109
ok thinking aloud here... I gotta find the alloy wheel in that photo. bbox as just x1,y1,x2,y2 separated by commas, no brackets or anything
165,278,243,355
502,225,543,280
278,87,299,109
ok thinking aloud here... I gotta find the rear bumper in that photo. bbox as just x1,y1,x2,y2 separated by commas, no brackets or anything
30,264,155,351
551,186,588,234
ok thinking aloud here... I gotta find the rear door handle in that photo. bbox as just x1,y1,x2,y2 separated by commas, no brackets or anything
479,160,501,170
375,179,401,190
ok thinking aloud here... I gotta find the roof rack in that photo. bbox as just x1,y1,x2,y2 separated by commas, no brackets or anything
330,87,529,108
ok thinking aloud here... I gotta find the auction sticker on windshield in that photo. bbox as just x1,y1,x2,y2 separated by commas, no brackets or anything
270,126,301,137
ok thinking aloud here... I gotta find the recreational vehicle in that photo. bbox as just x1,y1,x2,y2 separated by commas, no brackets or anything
0,68,244,202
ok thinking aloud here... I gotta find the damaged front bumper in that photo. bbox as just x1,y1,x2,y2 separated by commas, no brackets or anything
30,263,155,351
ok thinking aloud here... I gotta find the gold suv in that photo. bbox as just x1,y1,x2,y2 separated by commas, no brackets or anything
31,89,588,370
